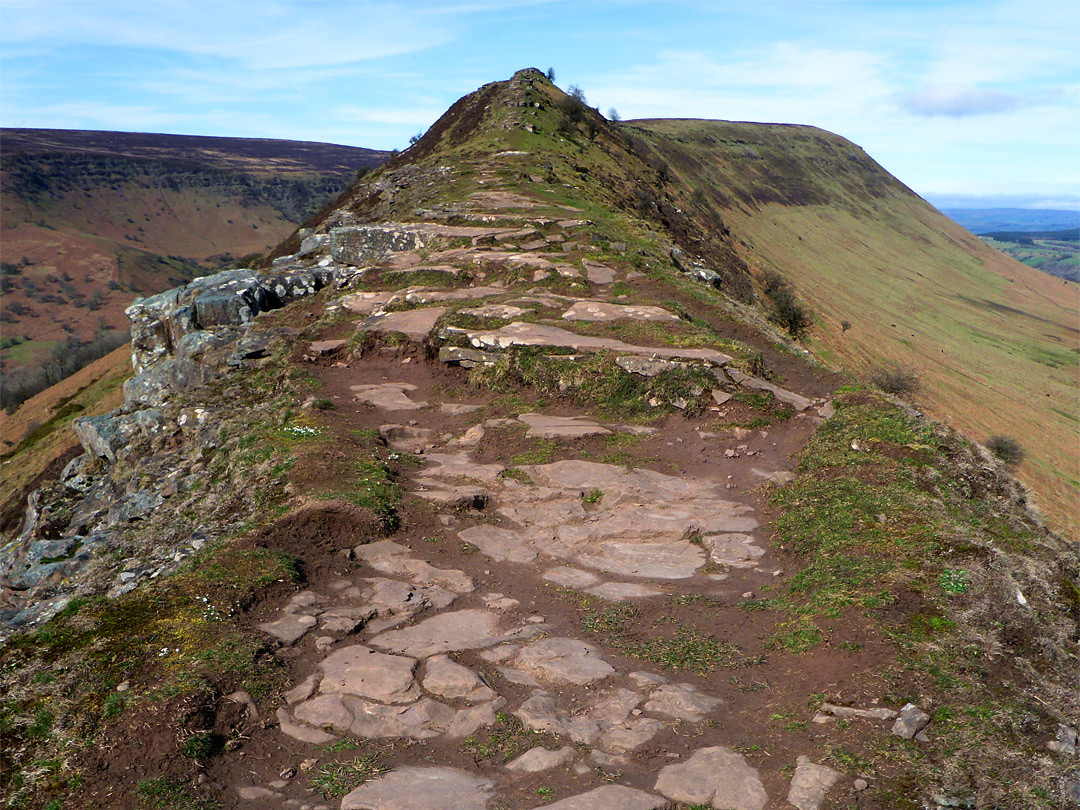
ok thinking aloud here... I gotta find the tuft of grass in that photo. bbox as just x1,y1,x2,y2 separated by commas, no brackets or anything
511,439,557,466
179,730,222,760
470,348,716,418
767,617,823,654
463,712,556,764
323,459,402,530
580,602,759,674
498,467,533,484
311,753,392,799
136,777,221,810
938,568,969,594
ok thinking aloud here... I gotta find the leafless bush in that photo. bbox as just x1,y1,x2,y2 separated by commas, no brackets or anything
987,435,1024,465
869,365,920,396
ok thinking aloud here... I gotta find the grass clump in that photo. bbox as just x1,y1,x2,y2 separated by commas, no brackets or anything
580,602,758,674
471,348,715,418
324,459,402,531
136,777,221,810
498,467,533,484
179,730,223,760
463,711,556,764
311,753,392,799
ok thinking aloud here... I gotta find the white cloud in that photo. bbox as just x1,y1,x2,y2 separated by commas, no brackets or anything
898,85,1028,117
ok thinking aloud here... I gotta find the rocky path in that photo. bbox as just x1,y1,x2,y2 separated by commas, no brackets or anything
221,208,854,809
248,381,844,810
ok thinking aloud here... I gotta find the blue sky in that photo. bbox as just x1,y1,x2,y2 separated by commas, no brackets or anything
2,0,1077,208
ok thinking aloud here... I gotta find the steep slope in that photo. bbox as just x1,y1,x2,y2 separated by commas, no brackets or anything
1,70,1076,810
628,118,1079,538
0,129,389,375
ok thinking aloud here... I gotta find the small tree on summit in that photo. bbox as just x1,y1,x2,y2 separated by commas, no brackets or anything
546,67,556,81
608,108,621,122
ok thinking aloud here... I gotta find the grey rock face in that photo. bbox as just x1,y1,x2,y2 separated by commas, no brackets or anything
106,489,164,525
124,266,338,405
330,224,435,266
299,232,331,256
72,409,163,463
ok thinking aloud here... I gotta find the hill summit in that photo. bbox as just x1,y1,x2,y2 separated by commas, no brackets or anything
1,69,1077,810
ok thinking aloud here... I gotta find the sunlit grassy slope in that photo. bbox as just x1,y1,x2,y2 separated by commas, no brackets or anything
631,119,1079,538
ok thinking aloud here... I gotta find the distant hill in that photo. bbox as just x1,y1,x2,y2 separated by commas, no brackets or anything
981,227,1079,242
941,207,1079,233
0,128,389,387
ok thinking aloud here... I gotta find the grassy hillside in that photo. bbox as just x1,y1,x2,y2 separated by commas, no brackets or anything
629,119,1079,538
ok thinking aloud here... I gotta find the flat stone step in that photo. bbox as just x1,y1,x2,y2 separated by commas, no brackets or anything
439,321,733,366
358,307,447,340
562,301,679,323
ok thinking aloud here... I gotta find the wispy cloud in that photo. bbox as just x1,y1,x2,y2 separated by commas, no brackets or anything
898,85,1028,117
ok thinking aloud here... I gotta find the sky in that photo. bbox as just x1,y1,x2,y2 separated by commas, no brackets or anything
1,0,1077,209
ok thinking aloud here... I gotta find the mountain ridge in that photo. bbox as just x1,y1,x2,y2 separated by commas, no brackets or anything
1,69,1076,810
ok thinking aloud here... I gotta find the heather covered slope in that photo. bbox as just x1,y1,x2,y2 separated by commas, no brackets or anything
629,118,1079,537
0,129,388,373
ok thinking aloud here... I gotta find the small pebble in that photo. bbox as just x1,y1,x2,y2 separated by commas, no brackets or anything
854,778,869,791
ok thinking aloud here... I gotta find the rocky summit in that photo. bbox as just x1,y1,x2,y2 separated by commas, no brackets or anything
1,69,1077,810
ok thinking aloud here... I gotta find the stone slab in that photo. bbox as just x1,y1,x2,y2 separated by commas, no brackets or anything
654,746,767,810
644,683,723,722
453,321,732,365
788,756,843,810
422,655,496,703
518,413,611,438
504,745,576,773
369,609,540,658
341,766,494,810
317,645,419,704
587,581,664,600
701,533,766,568
514,638,615,685
562,301,678,322
577,541,704,580
359,307,446,340
533,785,670,810
352,382,428,411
